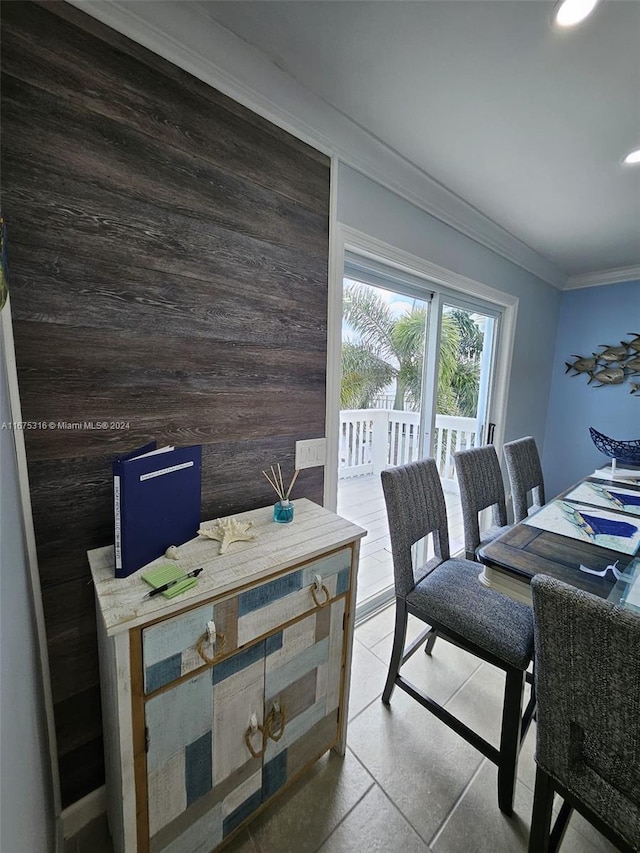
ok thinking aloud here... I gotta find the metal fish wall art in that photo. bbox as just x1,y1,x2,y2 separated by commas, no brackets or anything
626,333,640,353
566,330,640,394
565,355,597,375
597,344,629,362
588,366,625,386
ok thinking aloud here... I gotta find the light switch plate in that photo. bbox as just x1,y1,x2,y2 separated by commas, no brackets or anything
295,438,327,469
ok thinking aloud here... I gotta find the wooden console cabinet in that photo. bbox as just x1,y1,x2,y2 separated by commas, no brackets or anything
88,499,364,853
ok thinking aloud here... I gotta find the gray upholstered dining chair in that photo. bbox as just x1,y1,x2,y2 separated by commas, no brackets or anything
503,436,546,523
381,458,536,815
529,575,640,853
453,444,511,561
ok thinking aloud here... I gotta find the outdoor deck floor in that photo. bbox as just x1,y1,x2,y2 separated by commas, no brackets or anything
337,473,465,606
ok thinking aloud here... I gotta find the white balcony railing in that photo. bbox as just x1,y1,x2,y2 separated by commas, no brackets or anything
338,409,479,489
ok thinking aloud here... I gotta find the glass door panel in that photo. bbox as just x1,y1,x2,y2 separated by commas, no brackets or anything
337,271,432,619
434,302,499,555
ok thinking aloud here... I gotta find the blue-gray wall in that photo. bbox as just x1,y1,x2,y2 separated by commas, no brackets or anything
543,280,640,497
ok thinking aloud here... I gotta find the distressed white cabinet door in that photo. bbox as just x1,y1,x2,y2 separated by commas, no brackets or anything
145,641,266,853
261,596,346,798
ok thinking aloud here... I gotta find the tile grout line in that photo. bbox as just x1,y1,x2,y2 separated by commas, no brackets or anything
345,729,485,852
347,689,384,724
427,757,488,849
310,757,376,853
357,777,437,851
248,747,376,853
439,656,485,709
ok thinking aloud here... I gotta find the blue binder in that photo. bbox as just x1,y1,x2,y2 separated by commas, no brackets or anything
113,442,202,578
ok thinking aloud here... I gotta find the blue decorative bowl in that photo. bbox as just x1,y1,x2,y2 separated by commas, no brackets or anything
589,427,640,466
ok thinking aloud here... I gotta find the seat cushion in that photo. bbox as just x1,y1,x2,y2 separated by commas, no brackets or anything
407,558,533,670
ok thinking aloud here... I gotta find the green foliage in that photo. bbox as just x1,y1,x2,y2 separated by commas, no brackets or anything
342,284,482,417
450,308,484,360
436,310,482,416
340,342,394,409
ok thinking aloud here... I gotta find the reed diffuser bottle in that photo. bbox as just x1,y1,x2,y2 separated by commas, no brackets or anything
262,464,299,524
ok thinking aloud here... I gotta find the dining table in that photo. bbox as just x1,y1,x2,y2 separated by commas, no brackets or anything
477,462,640,613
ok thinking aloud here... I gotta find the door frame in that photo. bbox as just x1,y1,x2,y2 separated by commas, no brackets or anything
325,222,519,512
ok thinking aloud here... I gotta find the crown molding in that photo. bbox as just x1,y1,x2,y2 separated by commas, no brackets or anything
564,265,640,290
69,0,567,289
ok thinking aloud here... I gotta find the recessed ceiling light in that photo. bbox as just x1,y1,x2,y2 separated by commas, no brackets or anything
552,0,601,28
623,148,640,165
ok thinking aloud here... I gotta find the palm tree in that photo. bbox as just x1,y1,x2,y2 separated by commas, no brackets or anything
342,283,481,416
340,342,394,409
342,284,421,410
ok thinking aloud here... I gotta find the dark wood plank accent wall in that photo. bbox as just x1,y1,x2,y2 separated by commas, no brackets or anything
1,1,330,806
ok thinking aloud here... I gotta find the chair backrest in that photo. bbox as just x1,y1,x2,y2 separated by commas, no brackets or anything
531,575,640,847
381,458,450,598
453,445,508,561
503,436,545,522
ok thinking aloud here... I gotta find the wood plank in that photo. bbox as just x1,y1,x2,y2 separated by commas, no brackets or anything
25,445,323,592
265,613,317,673
42,578,100,704
57,736,105,809
130,628,149,853
237,581,337,650
147,752,186,838
527,528,630,570
212,660,264,786
54,685,103,757
326,598,346,714
149,756,259,853
286,710,339,782
271,668,318,725
9,281,327,376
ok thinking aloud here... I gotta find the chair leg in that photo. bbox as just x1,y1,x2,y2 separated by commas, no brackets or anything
497,668,525,816
382,597,408,705
549,800,573,853
528,767,555,853
424,627,437,656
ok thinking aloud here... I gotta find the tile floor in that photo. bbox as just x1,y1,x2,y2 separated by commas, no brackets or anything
66,605,617,853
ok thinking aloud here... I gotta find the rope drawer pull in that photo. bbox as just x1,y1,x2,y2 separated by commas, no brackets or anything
244,712,265,758
311,574,330,608
196,620,227,664
265,700,286,742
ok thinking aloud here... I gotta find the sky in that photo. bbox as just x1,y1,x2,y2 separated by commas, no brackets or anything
342,278,429,344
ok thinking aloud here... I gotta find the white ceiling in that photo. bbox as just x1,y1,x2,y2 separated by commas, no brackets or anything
199,0,640,280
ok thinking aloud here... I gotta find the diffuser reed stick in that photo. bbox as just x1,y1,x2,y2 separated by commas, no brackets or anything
261,465,300,504
285,469,299,499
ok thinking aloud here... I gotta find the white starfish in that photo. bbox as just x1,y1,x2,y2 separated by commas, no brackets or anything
198,518,256,555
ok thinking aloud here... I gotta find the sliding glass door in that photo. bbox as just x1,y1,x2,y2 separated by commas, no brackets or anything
336,254,502,619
